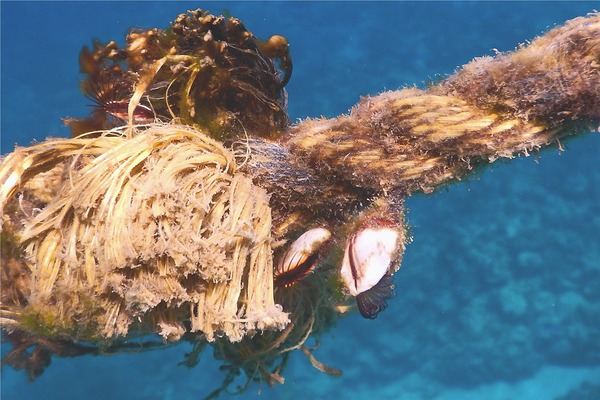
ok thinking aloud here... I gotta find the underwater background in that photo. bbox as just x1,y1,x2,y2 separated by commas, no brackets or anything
1,1,599,399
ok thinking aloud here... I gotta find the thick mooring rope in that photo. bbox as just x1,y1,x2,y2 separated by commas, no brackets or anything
1,8,598,391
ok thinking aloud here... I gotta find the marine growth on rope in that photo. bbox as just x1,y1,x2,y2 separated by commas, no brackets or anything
1,6,600,398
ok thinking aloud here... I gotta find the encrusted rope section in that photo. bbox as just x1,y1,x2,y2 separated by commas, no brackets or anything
285,90,561,195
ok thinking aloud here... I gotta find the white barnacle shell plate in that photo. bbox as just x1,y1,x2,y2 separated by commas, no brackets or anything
274,227,332,287
340,227,400,296
277,227,332,274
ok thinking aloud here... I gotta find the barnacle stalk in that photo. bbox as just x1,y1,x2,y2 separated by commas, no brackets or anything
1,8,599,396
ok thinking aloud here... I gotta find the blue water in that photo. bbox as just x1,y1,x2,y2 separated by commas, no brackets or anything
2,2,599,399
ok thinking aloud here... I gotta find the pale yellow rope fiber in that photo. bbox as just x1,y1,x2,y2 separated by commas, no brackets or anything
0,123,287,342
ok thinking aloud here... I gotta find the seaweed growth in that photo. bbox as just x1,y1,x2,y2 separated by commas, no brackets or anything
1,8,600,397
66,9,290,140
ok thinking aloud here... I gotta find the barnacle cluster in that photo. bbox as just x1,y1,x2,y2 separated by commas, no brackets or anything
2,7,600,397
